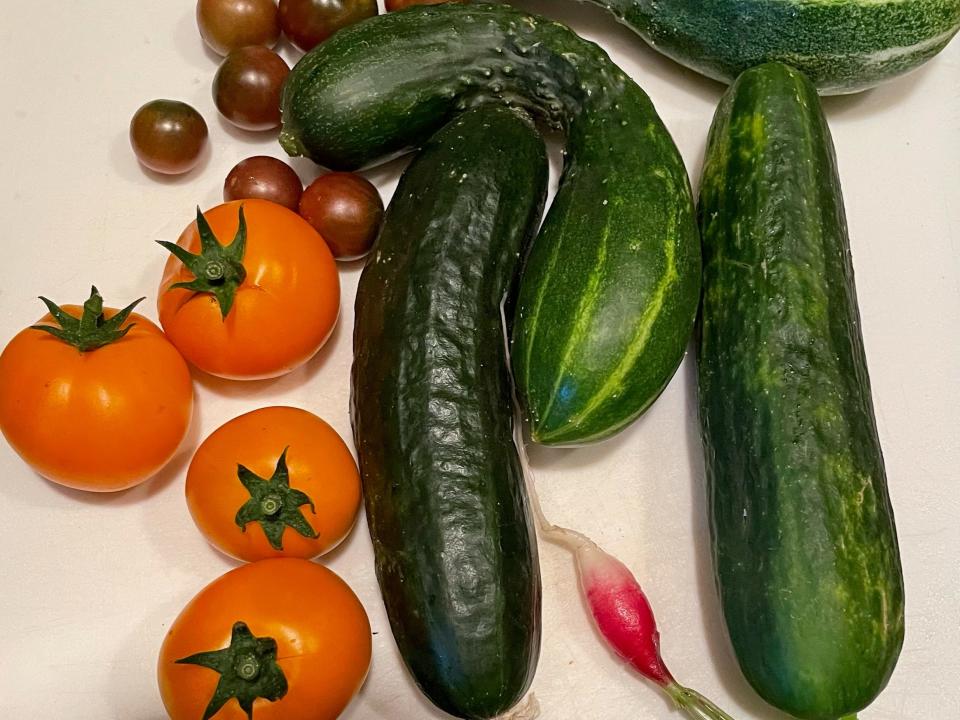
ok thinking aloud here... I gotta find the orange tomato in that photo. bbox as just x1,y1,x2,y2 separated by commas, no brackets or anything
0,294,193,491
185,406,361,562
158,558,371,720
157,200,339,380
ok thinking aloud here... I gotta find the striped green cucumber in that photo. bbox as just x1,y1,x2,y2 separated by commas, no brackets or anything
575,0,960,94
280,2,701,446
697,62,905,720
351,105,547,719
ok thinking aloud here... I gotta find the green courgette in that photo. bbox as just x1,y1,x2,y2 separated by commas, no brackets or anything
351,105,547,719
280,2,700,446
575,0,960,94
697,62,905,720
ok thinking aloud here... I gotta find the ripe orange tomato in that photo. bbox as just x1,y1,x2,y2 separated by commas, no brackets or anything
157,200,339,380
0,289,193,491
158,558,371,720
185,406,361,562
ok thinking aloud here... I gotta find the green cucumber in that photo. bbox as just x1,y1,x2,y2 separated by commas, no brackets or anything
351,105,547,719
578,0,960,94
280,2,700,446
697,62,905,720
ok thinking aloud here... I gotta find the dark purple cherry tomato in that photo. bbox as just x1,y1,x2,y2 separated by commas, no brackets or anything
223,156,303,210
385,0,464,10
278,0,377,52
213,46,289,131
299,173,384,260
129,100,208,175
196,0,280,56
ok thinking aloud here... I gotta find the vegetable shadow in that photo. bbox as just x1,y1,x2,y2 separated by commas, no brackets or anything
340,632,453,720
523,399,651,471
171,3,222,68
684,132,710,200
109,129,213,186
215,113,288,147
681,349,796,720
335,516,453,720
111,589,207,720
821,60,935,120
512,0,725,103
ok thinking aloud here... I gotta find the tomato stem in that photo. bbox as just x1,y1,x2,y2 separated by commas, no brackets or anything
234,653,261,681
30,286,144,352
234,447,320,551
158,206,248,319
204,260,227,281
176,620,287,719
260,495,284,517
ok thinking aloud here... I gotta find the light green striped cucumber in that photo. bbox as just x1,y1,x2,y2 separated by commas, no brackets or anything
573,0,960,94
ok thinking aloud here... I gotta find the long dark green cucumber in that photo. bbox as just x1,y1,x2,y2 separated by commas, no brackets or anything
573,0,960,94
281,2,701,446
697,62,904,720
351,105,547,720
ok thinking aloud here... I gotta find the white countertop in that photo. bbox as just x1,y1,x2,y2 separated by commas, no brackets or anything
0,2,957,718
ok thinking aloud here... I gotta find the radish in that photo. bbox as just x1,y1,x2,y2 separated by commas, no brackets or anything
526,484,737,720
503,305,735,719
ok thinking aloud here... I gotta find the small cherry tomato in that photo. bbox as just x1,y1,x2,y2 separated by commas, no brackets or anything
157,200,339,380
224,156,302,211
197,0,280,56
186,406,361,562
298,172,383,260
278,0,377,52
213,46,290,132
0,287,193,491
129,99,208,175
158,558,371,720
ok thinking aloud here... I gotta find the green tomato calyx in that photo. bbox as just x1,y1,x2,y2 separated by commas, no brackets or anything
30,286,144,352
175,621,287,720
158,206,248,319
235,447,320,551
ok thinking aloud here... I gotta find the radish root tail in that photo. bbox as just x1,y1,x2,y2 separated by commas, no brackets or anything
667,684,738,720
522,456,596,555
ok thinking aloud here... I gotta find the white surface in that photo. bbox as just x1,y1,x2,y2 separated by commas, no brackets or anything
0,2,958,719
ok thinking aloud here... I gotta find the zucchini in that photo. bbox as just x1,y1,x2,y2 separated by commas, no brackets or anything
697,62,905,720
280,2,700,446
578,0,960,94
351,105,547,719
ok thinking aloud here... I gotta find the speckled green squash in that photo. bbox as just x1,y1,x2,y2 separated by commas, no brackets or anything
352,105,547,720
279,2,701,446
697,62,905,720
578,0,960,94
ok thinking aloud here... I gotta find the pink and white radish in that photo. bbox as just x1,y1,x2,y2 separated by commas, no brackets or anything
527,489,736,720
504,308,735,719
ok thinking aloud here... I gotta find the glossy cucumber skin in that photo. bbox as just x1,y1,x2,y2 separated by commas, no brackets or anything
583,0,960,94
351,105,547,720
697,63,905,720
281,3,700,446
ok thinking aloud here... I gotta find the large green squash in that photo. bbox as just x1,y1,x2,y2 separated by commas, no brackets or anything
697,62,905,720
